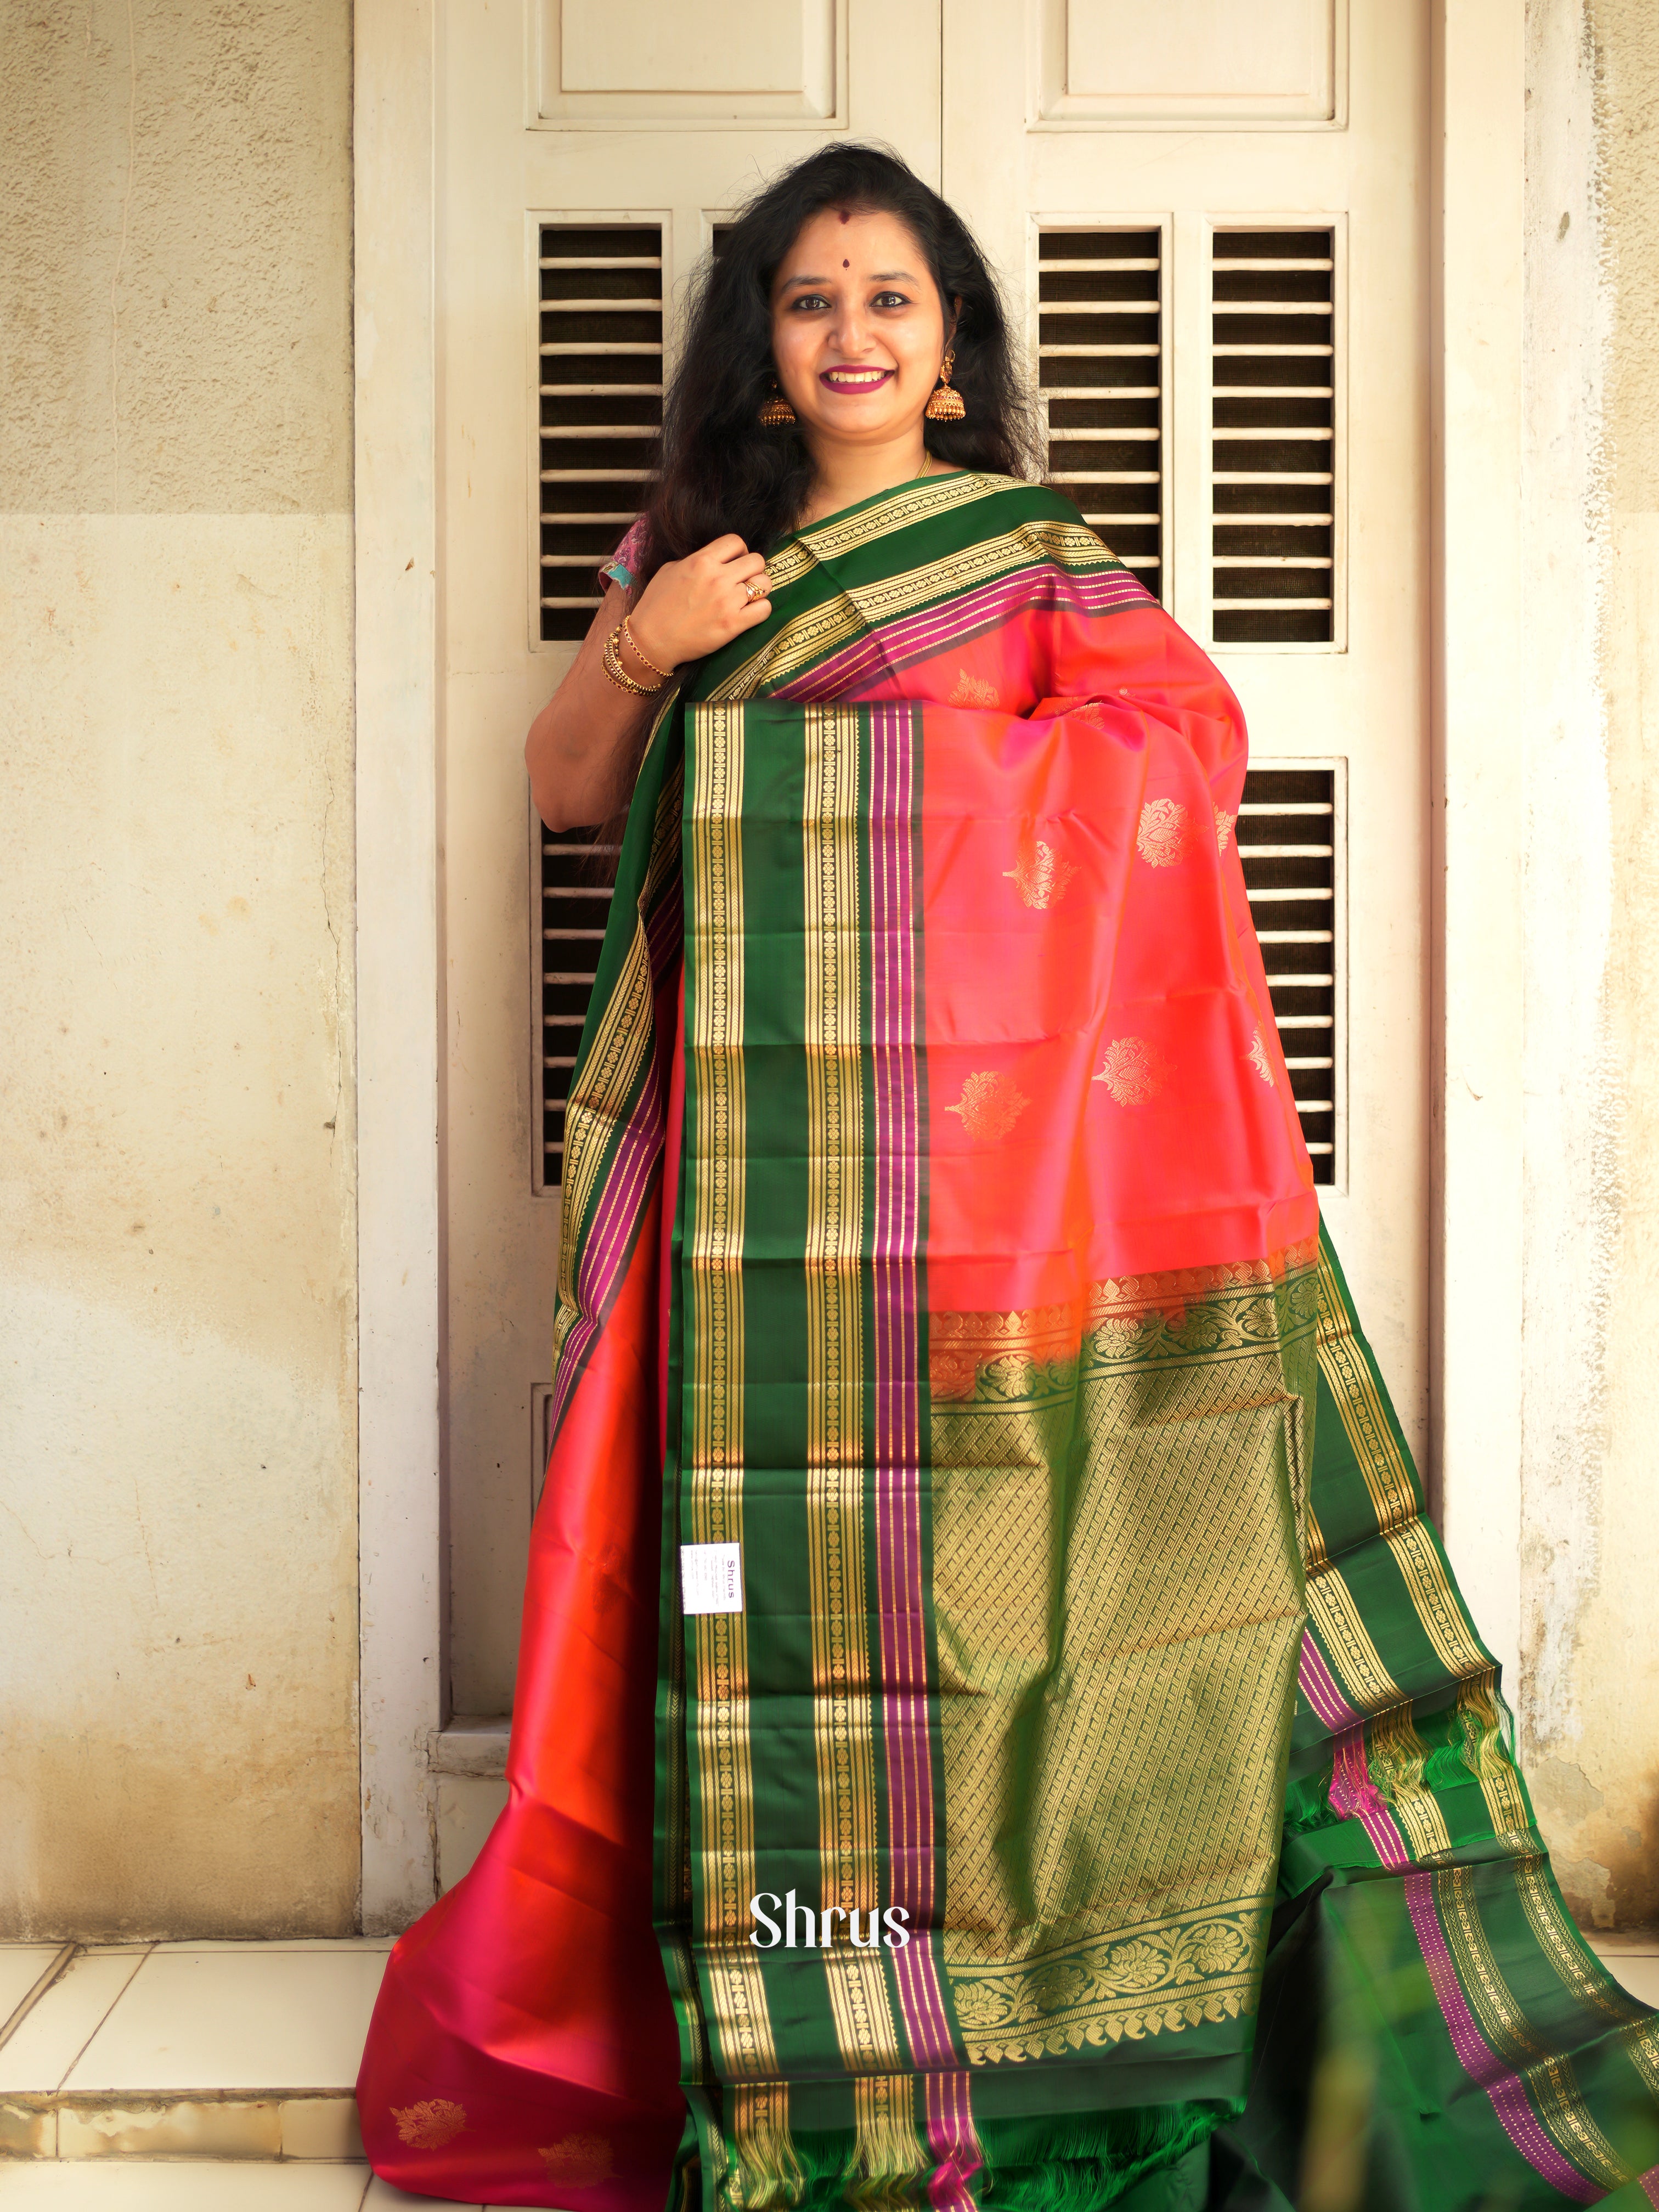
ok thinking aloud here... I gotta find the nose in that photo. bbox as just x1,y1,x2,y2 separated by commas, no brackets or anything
827,302,879,358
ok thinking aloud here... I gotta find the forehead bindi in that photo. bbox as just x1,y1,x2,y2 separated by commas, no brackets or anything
774,208,933,298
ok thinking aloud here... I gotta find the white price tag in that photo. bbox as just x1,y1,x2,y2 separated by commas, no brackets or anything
681,1541,743,1615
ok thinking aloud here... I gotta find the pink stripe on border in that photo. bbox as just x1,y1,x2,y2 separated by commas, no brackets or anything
1403,1874,1600,2202
548,890,683,1436
868,700,980,2209
1327,1724,1409,1867
1330,1711,1601,2200
778,566,1148,705
1298,1629,1362,1732
924,2069,981,2212
1639,2165,1659,2208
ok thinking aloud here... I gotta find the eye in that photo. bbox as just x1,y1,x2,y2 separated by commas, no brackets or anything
789,292,832,312
873,290,910,309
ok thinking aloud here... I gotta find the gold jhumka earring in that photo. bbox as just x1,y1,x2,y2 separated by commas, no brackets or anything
924,346,966,422
758,376,797,426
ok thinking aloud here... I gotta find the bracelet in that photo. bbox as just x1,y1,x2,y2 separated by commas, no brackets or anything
601,623,667,696
622,614,675,685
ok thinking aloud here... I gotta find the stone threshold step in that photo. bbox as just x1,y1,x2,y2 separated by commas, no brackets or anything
0,1940,392,2165
2,2091,362,2163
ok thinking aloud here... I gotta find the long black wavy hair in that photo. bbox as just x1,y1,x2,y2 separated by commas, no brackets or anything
638,143,1039,581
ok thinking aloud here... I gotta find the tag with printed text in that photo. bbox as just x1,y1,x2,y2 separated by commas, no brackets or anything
681,1541,743,1615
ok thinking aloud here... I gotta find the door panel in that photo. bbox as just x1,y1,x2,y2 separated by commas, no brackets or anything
440,0,941,1716
944,0,1429,1447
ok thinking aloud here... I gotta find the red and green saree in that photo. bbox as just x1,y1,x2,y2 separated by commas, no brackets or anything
357,473,1659,2211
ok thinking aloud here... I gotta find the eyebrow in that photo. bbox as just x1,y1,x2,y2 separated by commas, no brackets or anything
779,269,919,288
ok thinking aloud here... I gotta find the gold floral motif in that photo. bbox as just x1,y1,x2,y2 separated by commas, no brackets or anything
391,2099,467,2150
1247,1027,1275,1086
927,1243,1321,1403
1093,1036,1168,1104
946,1910,1259,2063
945,1070,1030,1141
950,668,1001,708
1135,798,1193,867
930,1297,1081,1403
1215,806,1236,853
538,2134,614,2183
1002,838,1076,909
1086,1242,1317,1330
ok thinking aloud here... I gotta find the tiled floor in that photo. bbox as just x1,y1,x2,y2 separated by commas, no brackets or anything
0,1931,1654,2204
0,1940,393,2174
0,2171,462,2205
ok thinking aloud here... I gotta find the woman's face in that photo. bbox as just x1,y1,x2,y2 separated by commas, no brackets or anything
769,206,950,452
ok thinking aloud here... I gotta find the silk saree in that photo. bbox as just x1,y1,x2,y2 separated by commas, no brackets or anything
357,473,1659,2211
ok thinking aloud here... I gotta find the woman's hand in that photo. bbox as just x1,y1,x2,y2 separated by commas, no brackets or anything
626,535,773,672
524,535,776,832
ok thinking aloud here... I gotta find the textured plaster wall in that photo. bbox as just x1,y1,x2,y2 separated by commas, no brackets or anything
0,3,357,1936
1522,0,1659,1929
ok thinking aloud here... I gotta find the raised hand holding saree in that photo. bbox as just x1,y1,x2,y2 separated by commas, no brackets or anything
357,474,1659,2212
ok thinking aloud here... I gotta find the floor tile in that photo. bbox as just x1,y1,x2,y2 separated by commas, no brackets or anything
0,1944,73,2033
0,1953,150,2095
64,1948,391,2094
0,2164,372,2207
364,2177,482,2209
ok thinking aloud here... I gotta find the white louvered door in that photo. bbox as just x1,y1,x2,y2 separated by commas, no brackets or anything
440,0,1429,1722
440,1,941,1716
944,0,1430,1449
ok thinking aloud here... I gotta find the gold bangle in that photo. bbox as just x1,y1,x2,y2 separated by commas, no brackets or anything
621,614,674,685
601,623,665,696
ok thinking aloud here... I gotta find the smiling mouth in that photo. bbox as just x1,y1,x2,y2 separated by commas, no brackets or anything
820,366,895,392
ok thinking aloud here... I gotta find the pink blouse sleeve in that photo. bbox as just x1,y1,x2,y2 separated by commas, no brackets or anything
599,516,651,594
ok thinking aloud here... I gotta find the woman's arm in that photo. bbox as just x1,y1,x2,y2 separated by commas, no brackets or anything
526,582,654,832
526,534,774,831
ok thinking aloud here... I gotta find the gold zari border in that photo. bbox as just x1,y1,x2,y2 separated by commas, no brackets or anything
686,704,778,2091
1310,1253,1550,1858
930,1240,1320,1402
800,702,905,2083
555,767,685,1317
715,512,1129,701
947,1904,1262,2066
1435,1865,1632,2190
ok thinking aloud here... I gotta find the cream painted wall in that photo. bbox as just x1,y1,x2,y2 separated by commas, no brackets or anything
1520,0,1659,1930
0,4,357,1936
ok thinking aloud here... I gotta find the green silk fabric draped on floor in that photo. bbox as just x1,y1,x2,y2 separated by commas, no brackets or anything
355,475,1659,2212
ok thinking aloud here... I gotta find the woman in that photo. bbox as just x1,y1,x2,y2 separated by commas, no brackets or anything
358,146,1659,2212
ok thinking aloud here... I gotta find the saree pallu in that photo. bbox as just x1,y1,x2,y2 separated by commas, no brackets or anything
357,474,1659,2211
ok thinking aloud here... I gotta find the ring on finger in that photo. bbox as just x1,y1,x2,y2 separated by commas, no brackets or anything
742,573,771,603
